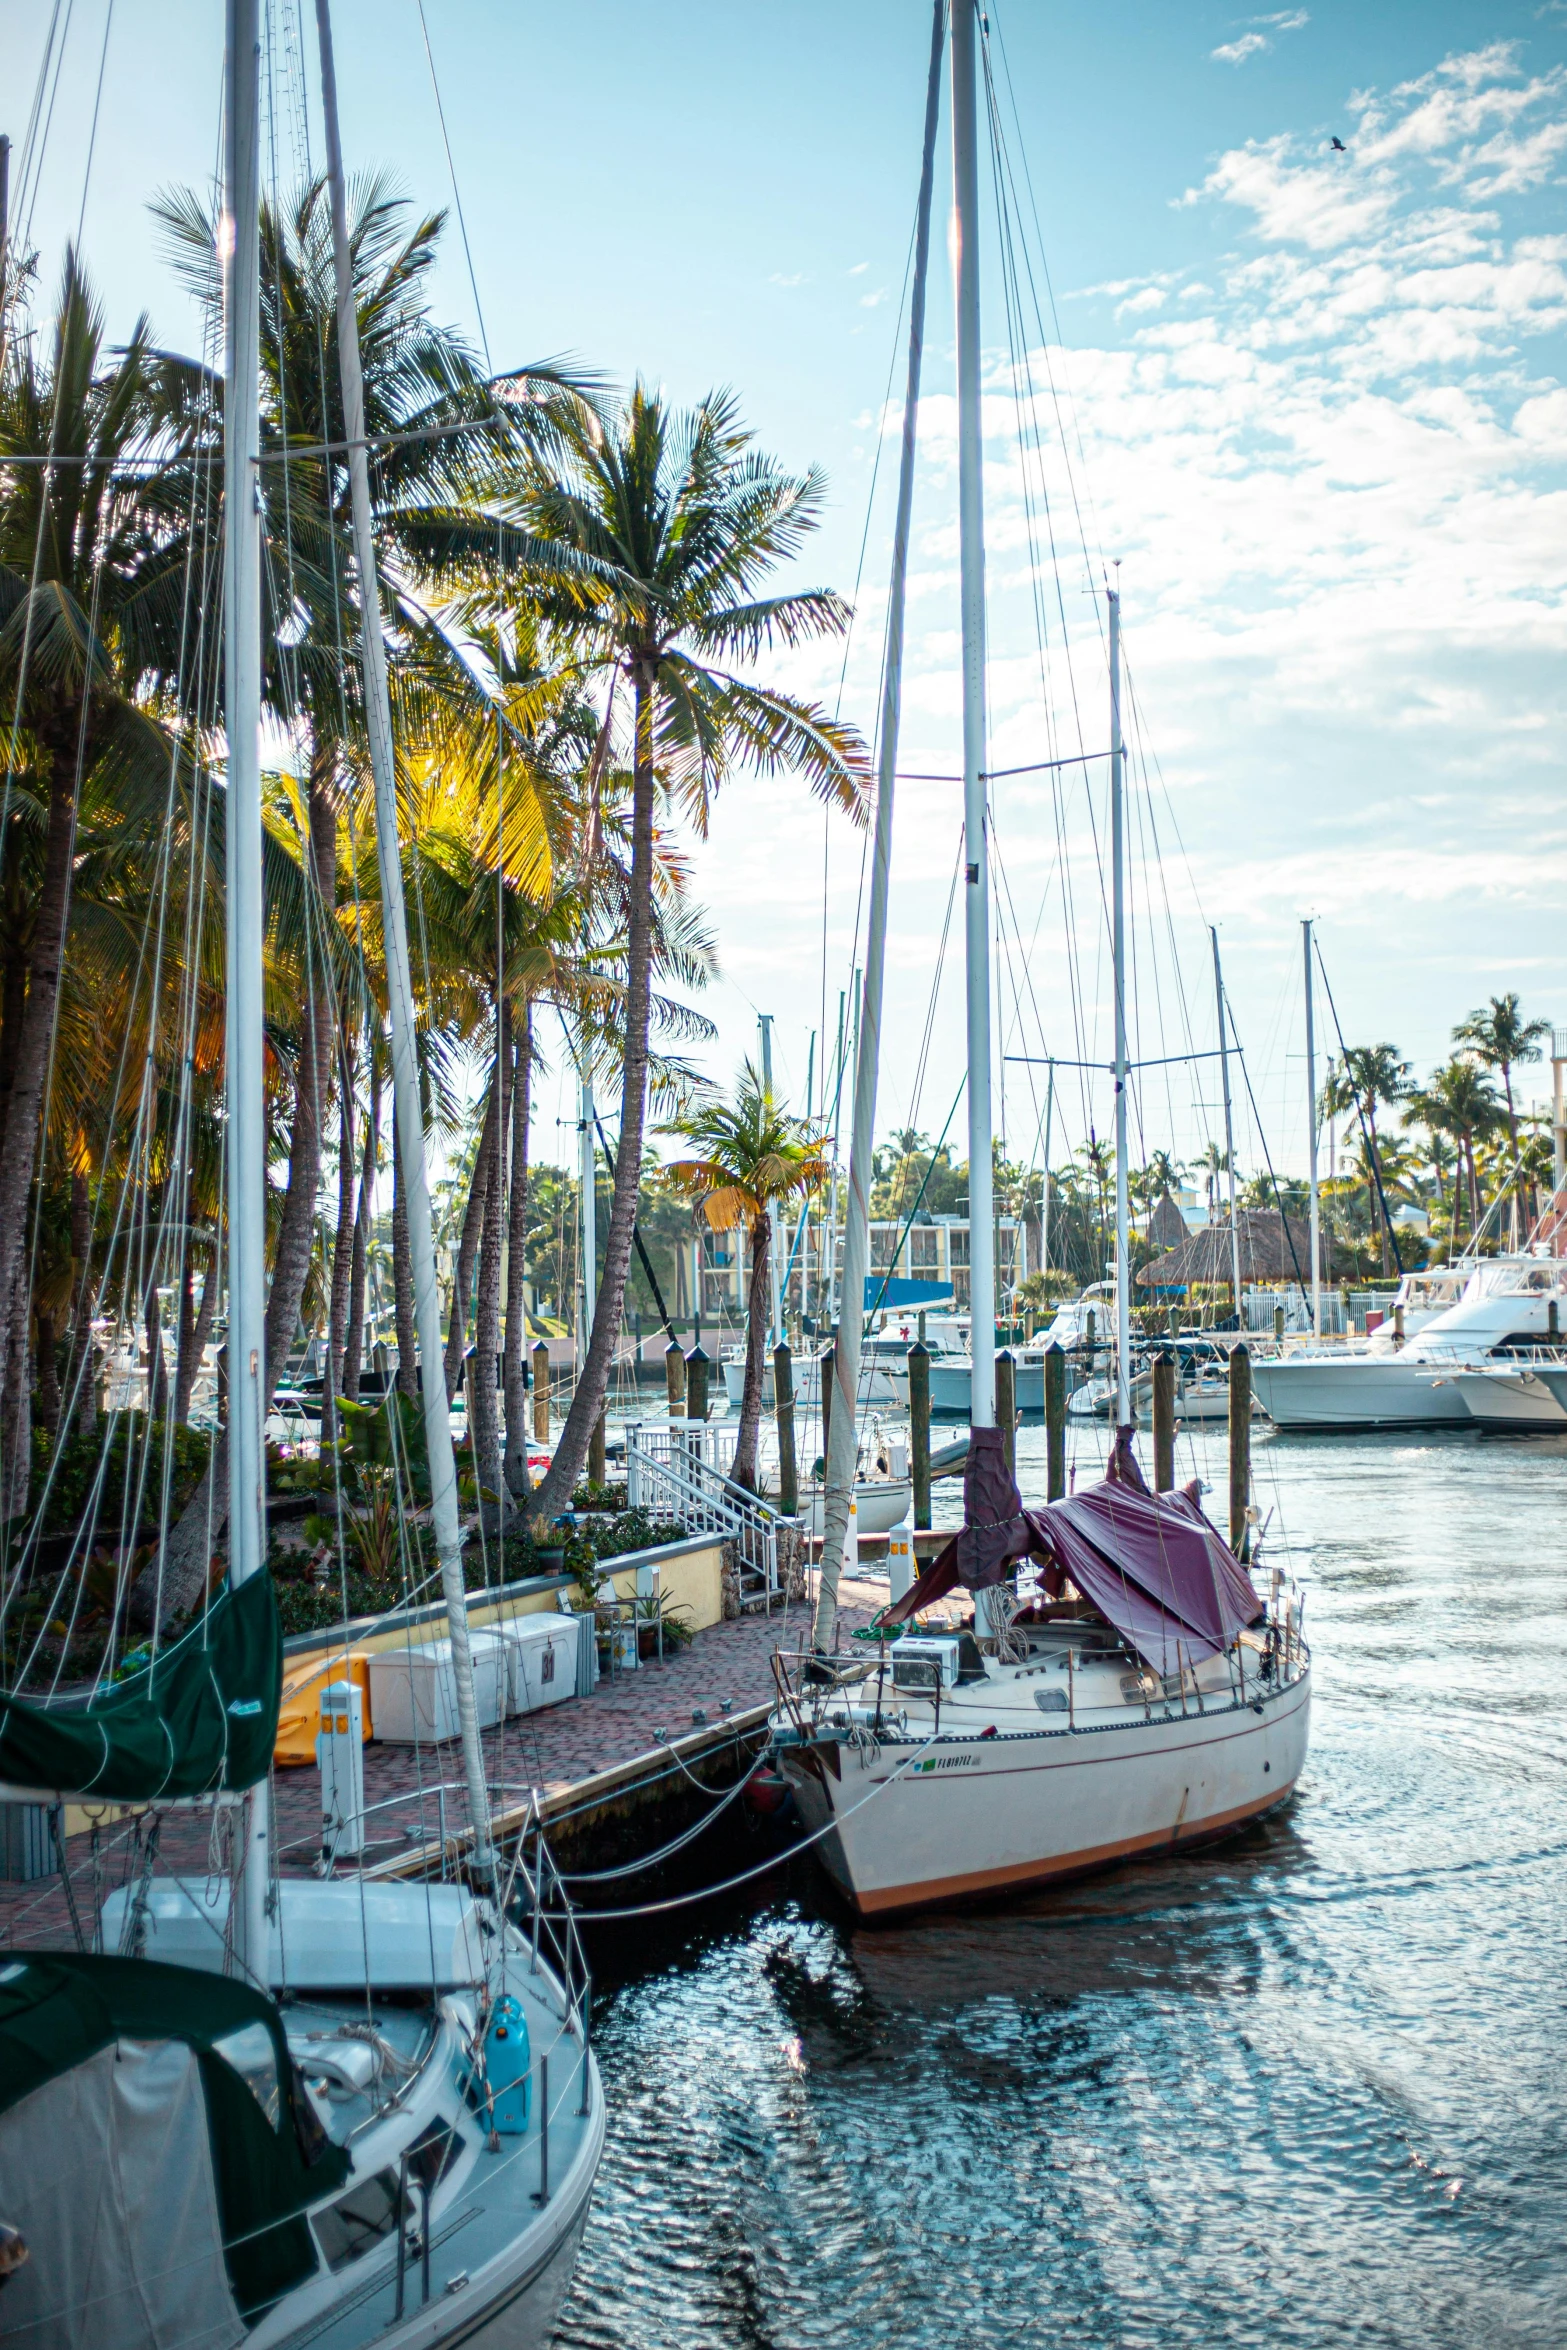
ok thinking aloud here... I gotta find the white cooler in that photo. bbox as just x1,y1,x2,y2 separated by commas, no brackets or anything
367,1633,507,1744
493,1616,578,1715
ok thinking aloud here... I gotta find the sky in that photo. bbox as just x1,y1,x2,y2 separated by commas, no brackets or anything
5,0,1567,1182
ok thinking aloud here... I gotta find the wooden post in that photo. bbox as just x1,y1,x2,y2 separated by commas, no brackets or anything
1393,1300,1405,1346
588,1403,606,1489
1168,1303,1179,1340
996,1348,1016,1478
531,1340,550,1444
1152,1350,1176,1493
774,1340,798,1516
1550,1299,1560,1346
685,1343,710,1425
1228,1341,1251,1559
1084,1306,1096,1370
664,1340,685,1419
1045,1340,1066,1503
908,1338,931,1529
1274,1301,1285,1342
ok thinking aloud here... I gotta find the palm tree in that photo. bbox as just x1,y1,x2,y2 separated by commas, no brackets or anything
1405,1059,1501,1245
1322,1044,1410,1270
0,251,222,1504
506,385,869,1522
1453,993,1550,1221
666,1065,829,1493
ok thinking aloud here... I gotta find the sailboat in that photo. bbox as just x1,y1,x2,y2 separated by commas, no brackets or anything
772,0,1310,1916
0,4,601,2338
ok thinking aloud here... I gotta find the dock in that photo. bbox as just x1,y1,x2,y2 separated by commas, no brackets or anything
0,1577,887,1948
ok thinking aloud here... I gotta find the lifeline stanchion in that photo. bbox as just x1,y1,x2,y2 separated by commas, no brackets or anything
534,2055,550,2207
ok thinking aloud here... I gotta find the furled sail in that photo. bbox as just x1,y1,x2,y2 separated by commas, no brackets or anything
0,1570,281,1800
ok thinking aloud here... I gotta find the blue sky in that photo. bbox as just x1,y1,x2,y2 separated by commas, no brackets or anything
6,0,1566,1180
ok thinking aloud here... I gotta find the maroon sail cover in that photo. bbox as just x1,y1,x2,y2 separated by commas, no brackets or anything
881,1426,1260,1676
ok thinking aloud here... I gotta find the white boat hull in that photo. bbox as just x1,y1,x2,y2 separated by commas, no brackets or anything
783,1668,1310,1917
721,1356,901,1409
1249,1356,1470,1430
928,1357,1046,1417
802,1479,914,1537
1449,1366,1567,1431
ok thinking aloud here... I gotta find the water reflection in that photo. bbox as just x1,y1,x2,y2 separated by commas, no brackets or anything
557,1428,1566,2350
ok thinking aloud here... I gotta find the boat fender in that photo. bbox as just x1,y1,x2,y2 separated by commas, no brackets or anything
977,1724,998,1740
481,1996,532,2135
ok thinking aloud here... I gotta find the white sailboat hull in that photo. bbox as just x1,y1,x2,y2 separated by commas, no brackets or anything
783,1668,1310,1917
801,1479,914,1537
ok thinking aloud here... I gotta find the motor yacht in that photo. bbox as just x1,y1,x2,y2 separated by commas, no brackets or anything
1249,1255,1567,1430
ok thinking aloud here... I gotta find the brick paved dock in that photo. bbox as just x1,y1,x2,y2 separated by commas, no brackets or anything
0,1577,885,1950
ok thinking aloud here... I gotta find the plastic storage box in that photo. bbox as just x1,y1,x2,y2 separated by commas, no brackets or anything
492,1616,577,1714
366,1634,507,1744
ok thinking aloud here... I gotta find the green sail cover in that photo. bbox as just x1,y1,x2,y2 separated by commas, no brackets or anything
0,1949,348,2316
0,1571,282,1799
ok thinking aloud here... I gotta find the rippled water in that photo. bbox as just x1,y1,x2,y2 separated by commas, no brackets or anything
557,1426,1567,2349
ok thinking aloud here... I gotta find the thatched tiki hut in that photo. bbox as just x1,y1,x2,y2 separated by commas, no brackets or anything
1136,1208,1340,1297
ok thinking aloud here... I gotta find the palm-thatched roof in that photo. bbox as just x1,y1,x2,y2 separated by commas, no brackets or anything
1146,1192,1188,1250
1136,1207,1340,1290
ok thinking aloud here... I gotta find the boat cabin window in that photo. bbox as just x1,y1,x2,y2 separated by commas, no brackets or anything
211,2020,281,2129
314,2171,404,2271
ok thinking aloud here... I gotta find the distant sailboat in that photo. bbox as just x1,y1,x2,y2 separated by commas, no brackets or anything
771,0,1311,1917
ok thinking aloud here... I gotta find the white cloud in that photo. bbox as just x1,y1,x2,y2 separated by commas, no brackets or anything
1213,32,1270,65
859,287,889,309
848,261,870,276
768,270,809,287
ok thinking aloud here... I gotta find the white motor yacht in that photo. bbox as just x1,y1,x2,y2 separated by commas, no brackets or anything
1249,1255,1567,1430
1445,1359,1567,1432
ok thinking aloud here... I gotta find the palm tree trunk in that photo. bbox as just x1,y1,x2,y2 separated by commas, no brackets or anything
173,1247,197,1425
144,1276,169,1425
531,668,656,1523
343,1061,380,1402
146,760,335,1627
472,1003,510,1505
176,1252,218,1427
443,1076,497,1404
392,1133,417,1400
67,1163,97,1438
36,1310,58,1445
503,1003,532,1499
732,1211,771,1494
0,734,83,1495
325,1031,358,1438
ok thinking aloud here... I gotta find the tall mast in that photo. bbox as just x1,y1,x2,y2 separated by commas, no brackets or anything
759,1013,782,1343
1211,927,1242,1318
315,0,494,1882
1304,918,1321,1334
811,0,944,1651
223,0,271,1988
953,0,995,1429
1109,590,1130,1425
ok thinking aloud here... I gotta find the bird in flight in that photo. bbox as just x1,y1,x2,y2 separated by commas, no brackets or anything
1330,136,1347,152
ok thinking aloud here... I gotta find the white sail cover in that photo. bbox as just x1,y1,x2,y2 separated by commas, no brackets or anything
0,2037,242,2349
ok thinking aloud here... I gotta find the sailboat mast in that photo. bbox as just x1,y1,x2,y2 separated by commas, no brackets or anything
1304,917,1321,1335
579,1061,596,1372
810,0,944,1652
223,0,272,1988
315,0,494,1881
759,1013,782,1344
1109,590,1131,1425
1211,928,1242,1318
952,0,996,1428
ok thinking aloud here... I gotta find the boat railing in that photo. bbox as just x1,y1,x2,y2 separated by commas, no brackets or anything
623,1420,781,1611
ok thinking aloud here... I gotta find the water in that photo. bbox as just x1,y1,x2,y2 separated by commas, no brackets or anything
557,1426,1567,2348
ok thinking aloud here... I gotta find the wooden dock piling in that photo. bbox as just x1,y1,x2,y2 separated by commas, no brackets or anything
1045,1341,1066,1502
774,1341,798,1516
665,1340,685,1419
1152,1351,1176,1493
997,1348,1017,1478
908,1338,931,1527
532,1340,551,1444
589,1404,606,1489
1229,1341,1252,1559
685,1344,710,1426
